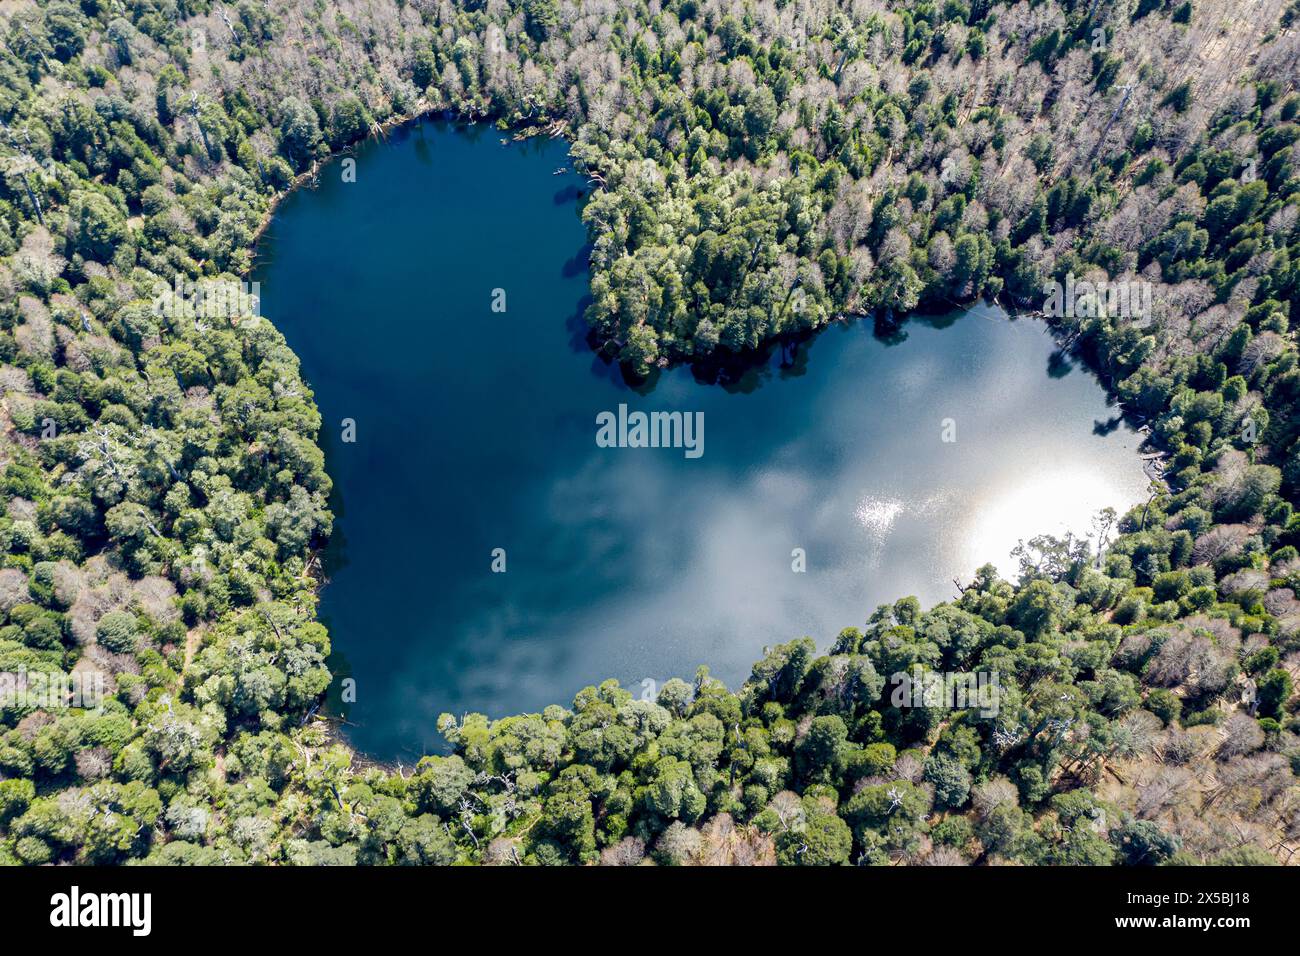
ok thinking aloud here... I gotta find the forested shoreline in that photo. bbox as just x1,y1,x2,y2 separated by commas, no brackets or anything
0,0,1299,865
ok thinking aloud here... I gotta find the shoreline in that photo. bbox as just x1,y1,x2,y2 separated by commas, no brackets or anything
239,116,1164,773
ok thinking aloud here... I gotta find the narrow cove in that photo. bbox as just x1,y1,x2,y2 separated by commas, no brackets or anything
252,120,1150,761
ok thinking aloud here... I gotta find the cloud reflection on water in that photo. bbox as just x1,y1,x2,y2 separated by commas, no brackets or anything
368,315,1149,760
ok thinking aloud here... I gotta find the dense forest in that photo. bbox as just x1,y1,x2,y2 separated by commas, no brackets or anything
0,0,1298,865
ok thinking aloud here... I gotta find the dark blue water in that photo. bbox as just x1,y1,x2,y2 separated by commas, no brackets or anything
254,120,1148,760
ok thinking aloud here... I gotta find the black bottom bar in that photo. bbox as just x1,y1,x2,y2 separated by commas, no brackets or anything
2,865,1281,943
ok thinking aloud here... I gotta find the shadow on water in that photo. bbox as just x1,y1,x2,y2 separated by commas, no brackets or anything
410,122,433,167
553,184,585,205
562,306,1006,397
871,314,910,346
314,428,352,581
565,296,596,355
678,309,991,393
780,337,812,380
1047,349,1075,379
688,346,780,394
316,445,355,726
921,309,964,331
561,243,592,279
1093,416,1124,436
568,290,1157,446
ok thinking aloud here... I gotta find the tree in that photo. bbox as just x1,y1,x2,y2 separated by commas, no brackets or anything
95,610,138,653
1112,818,1181,865
623,323,660,377
523,0,558,43
1009,579,1068,637
776,799,852,865
644,757,706,822
68,191,126,262
1256,669,1293,720
328,97,372,150
279,98,322,168
796,716,849,783
394,814,457,865
411,755,474,815
924,753,973,809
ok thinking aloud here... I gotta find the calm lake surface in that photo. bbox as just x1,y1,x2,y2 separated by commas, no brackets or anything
254,121,1149,760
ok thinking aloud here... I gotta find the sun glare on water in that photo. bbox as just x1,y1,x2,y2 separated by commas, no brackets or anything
854,496,906,541
962,468,1131,579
